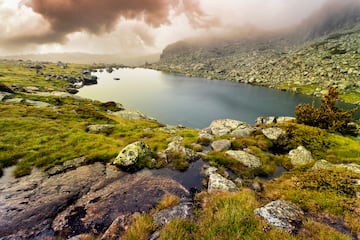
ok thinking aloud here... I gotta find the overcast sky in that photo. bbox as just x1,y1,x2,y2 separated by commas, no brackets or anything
0,0,331,56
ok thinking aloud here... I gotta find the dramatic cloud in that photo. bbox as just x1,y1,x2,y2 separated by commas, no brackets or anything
21,0,212,41
0,0,359,56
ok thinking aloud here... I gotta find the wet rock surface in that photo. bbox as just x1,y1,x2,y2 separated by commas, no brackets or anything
0,163,190,239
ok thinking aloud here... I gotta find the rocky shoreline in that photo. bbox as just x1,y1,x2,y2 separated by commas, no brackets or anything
1,60,360,239
148,22,360,105
1,110,359,239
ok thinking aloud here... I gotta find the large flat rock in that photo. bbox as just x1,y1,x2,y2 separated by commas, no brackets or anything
0,163,189,239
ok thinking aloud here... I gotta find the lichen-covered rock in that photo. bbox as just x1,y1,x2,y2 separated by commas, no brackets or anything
262,127,285,141
198,130,214,143
165,136,199,162
86,124,114,134
211,139,231,152
23,99,52,108
254,200,304,233
289,146,314,166
225,150,262,169
113,141,152,167
111,110,156,121
153,201,193,225
312,159,360,174
208,119,254,136
208,173,239,193
100,214,133,240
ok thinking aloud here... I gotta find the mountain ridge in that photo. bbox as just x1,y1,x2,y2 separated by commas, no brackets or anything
150,1,360,103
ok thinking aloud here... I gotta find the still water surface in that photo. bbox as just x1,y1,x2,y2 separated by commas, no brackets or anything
77,68,320,128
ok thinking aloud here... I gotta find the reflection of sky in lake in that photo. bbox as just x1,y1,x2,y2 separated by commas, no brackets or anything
78,68,355,129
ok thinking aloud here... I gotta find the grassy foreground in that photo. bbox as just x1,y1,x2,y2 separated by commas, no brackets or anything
0,60,197,177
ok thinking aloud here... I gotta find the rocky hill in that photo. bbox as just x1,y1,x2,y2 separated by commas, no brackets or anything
150,0,360,104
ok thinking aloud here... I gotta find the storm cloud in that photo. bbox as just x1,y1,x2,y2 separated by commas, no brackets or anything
0,0,359,56
22,0,212,40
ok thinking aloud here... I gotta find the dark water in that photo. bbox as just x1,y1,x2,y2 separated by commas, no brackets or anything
77,68,356,128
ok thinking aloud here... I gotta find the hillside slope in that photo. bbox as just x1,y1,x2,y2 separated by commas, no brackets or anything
150,1,360,104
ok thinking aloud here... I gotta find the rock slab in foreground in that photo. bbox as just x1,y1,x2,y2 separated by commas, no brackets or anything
254,200,304,233
0,163,189,239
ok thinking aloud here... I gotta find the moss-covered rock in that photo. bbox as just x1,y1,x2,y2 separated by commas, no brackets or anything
113,141,152,168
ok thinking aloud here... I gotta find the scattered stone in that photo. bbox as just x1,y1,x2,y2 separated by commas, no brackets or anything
203,165,218,177
24,86,40,93
100,101,124,112
0,91,11,101
255,116,276,126
57,61,67,69
211,139,231,152
225,150,262,169
256,116,295,126
82,76,98,85
208,173,239,193
262,127,285,141
250,181,263,192
276,116,296,124
312,159,360,174
111,110,156,121
164,136,199,162
86,124,114,134
113,77,120,80
254,200,304,233
289,146,314,167
0,82,14,93
208,119,254,136
4,98,24,104
113,141,152,168
198,130,214,143
23,99,52,108
158,125,181,134
36,91,74,98
66,88,79,94
153,201,193,225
